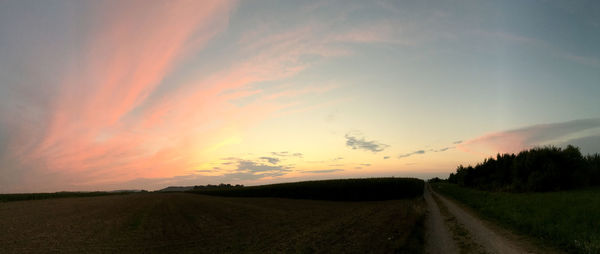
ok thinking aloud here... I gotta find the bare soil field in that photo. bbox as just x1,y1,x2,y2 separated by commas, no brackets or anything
0,193,425,253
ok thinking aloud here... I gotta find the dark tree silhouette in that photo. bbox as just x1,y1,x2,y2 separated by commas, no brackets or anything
448,145,600,192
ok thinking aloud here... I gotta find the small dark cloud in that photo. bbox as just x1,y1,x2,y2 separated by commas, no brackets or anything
360,163,371,167
271,151,289,156
398,150,425,159
453,140,463,144
271,151,303,157
237,160,289,173
303,169,343,174
422,145,456,154
220,157,237,165
433,147,454,152
259,156,280,164
383,156,390,159
328,164,345,167
213,158,295,181
345,134,389,153
333,157,343,161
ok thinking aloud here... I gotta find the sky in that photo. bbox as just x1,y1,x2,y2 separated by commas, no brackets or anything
1,0,599,193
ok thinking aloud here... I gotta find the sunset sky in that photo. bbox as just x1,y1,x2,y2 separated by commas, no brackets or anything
1,0,599,193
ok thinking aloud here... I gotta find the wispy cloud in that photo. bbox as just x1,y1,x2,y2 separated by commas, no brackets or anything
271,151,304,158
458,118,600,155
0,1,237,192
209,157,294,181
302,169,343,174
3,0,398,191
354,163,372,170
431,147,454,152
396,144,455,159
345,133,389,153
259,156,280,164
236,160,290,173
397,150,426,159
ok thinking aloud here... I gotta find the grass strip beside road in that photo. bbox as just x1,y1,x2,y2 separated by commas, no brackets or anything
432,183,600,254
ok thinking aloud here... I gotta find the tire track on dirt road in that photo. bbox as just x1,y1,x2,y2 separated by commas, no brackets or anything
424,183,458,254
425,183,555,254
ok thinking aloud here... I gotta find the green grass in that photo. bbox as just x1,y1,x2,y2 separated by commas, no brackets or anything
189,177,424,201
0,191,127,202
432,183,600,254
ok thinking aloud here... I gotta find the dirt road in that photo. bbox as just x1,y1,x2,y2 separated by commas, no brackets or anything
424,183,458,254
424,184,547,254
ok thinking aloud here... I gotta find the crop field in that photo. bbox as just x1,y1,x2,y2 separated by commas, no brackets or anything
432,183,600,254
191,177,424,201
0,191,126,202
0,192,425,253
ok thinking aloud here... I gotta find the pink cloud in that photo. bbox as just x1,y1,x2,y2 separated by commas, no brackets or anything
0,1,417,192
1,1,237,189
458,118,600,156
457,129,537,155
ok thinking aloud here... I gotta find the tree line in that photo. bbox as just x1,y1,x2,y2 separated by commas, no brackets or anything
448,145,600,192
192,183,244,190
190,178,424,201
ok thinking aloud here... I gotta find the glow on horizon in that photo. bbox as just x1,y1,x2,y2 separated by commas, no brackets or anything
0,0,599,193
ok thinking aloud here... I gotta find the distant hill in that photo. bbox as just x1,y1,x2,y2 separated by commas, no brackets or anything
108,189,145,193
156,186,194,192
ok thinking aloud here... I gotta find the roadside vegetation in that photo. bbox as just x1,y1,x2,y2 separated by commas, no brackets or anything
435,145,600,253
189,177,424,201
432,183,600,253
